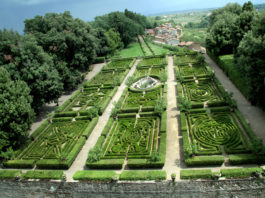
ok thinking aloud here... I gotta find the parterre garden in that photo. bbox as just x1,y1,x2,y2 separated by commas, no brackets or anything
3,57,136,170
86,55,168,169
2,51,265,181
175,52,265,167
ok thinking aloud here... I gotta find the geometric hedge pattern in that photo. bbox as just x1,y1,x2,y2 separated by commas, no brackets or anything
102,117,159,159
20,121,89,160
188,110,249,155
182,79,224,104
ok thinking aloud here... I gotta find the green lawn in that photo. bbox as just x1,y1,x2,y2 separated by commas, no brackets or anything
147,42,172,55
182,28,207,47
115,43,144,58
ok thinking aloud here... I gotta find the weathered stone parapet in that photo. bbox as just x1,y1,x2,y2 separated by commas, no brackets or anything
0,179,264,198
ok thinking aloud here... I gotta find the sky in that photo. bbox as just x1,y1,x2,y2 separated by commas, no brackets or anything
0,0,264,33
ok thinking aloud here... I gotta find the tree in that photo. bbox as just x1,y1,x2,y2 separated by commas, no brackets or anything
0,33,63,111
235,11,265,108
24,11,97,90
206,12,238,55
0,67,34,151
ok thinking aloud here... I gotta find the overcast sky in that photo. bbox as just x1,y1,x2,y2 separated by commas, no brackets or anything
0,0,264,33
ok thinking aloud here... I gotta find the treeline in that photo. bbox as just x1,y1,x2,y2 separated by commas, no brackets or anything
206,1,265,109
0,9,151,153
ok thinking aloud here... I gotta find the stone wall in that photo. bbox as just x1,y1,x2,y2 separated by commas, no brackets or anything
0,179,265,198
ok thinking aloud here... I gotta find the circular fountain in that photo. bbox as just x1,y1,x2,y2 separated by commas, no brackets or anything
131,76,161,90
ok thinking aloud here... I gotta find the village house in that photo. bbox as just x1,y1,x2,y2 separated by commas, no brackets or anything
148,23,182,46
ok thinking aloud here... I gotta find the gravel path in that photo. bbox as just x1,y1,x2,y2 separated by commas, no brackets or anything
163,56,182,180
204,54,265,142
64,59,139,182
29,63,105,135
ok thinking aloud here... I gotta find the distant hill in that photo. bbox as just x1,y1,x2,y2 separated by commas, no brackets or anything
254,3,265,11
149,3,265,16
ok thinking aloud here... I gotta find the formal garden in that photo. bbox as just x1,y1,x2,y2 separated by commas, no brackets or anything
175,52,265,168
1,52,264,182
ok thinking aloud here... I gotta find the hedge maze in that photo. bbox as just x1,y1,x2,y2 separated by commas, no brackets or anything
176,51,265,167
180,79,225,107
4,57,136,170
86,55,168,169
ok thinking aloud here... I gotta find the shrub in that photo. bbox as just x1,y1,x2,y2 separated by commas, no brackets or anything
126,76,135,87
111,101,122,117
119,170,166,181
177,96,191,112
93,57,105,64
0,147,15,160
154,98,166,116
0,170,21,179
149,152,161,162
22,170,64,180
185,156,225,166
36,159,66,169
221,167,263,178
180,169,213,179
3,160,35,169
86,159,124,169
73,171,117,181
87,147,102,163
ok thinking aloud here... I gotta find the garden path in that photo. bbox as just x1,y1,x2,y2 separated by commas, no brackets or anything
204,54,265,143
29,63,105,136
64,59,140,182
163,55,182,181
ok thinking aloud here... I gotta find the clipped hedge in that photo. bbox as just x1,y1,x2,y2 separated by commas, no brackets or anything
3,160,35,169
22,170,64,180
127,159,164,169
52,117,73,122
180,169,213,179
160,111,167,133
30,120,49,140
120,107,139,113
117,113,136,118
73,170,117,181
141,106,155,112
94,136,106,148
86,159,124,169
36,159,66,169
119,170,166,181
229,154,265,165
99,97,112,115
55,90,80,113
53,111,77,118
101,118,114,137
221,167,263,178
185,156,225,166
0,170,21,179
234,109,256,140
82,117,99,138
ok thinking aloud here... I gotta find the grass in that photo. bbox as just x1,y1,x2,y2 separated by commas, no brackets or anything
115,43,144,58
147,42,172,54
181,28,207,47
